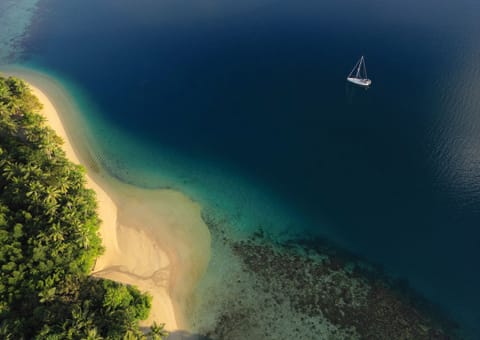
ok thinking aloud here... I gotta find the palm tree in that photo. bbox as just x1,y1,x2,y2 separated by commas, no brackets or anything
77,228,89,249
35,231,50,248
85,328,103,340
45,201,60,218
38,287,56,303
26,180,44,205
57,178,70,195
0,322,13,340
49,223,64,242
2,162,18,181
148,322,168,340
44,185,61,206
69,303,95,336
0,113,18,135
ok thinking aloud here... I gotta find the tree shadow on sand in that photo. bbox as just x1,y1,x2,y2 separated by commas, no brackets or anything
166,330,213,340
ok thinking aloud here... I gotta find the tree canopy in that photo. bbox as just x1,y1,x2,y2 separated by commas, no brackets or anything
0,76,164,339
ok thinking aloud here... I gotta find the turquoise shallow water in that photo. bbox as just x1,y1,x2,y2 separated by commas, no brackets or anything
0,0,40,62
2,0,480,337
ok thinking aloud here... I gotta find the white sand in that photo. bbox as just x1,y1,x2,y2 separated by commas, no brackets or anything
18,77,211,331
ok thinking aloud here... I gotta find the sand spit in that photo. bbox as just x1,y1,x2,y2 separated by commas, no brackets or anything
3,69,211,331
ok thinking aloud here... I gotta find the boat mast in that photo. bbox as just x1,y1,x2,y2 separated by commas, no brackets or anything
356,56,362,78
362,56,368,79
349,58,362,78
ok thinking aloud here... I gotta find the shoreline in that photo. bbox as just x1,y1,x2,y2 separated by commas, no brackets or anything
8,70,211,331
0,69,464,339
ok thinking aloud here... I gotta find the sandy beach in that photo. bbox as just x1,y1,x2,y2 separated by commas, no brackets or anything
10,71,211,331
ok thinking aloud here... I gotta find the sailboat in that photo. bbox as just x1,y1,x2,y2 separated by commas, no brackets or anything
347,56,371,87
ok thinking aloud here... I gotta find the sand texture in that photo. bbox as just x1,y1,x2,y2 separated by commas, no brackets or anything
16,74,211,331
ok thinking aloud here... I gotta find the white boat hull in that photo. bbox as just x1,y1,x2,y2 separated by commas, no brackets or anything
347,77,371,87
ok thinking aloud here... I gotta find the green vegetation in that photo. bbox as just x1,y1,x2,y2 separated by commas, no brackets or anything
0,76,166,339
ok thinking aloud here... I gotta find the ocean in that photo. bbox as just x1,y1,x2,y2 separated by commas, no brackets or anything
2,0,480,337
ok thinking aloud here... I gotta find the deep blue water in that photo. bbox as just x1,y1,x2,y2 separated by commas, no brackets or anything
5,0,480,335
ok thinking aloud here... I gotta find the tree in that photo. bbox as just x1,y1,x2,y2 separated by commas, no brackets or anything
148,322,168,340
0,76,153,339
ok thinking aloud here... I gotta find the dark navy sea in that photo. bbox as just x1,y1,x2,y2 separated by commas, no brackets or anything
2,0,480,336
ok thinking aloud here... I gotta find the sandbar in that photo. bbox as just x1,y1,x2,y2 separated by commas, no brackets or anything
3,69,211,331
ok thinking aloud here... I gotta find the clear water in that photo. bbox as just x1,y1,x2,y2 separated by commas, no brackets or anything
2,0,480,335
0,0,40,62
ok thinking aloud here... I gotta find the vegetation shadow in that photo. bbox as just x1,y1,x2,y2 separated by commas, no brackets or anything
166,330,213,340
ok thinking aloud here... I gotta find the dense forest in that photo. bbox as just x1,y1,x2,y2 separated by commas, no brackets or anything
0,76,166,339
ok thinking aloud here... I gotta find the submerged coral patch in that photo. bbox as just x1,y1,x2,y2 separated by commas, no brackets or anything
192,214,460,339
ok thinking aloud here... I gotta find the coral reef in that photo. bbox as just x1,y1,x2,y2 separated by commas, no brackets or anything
192,214,459,340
